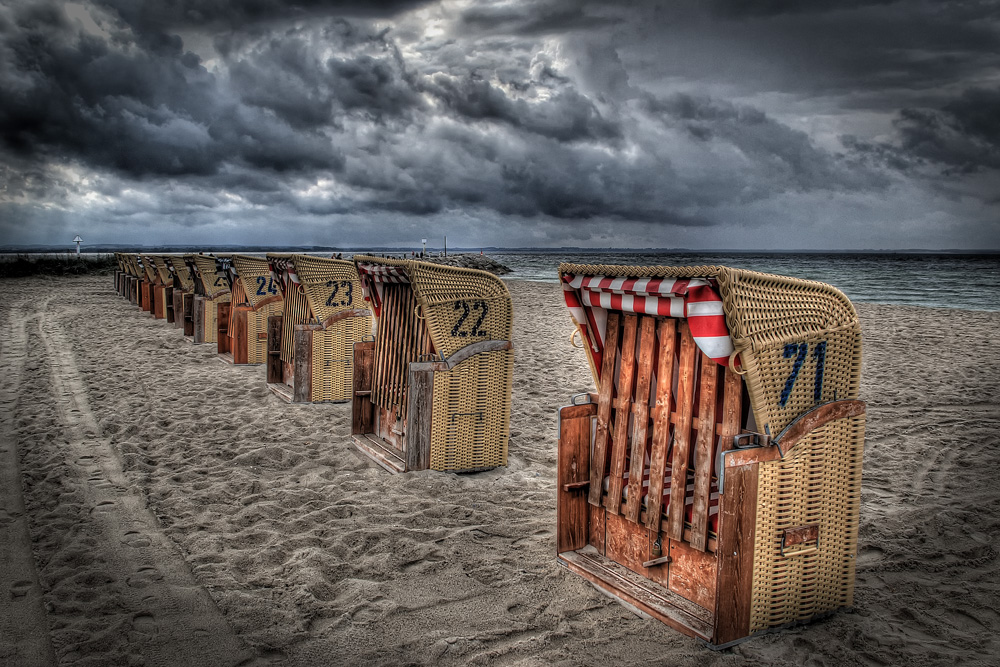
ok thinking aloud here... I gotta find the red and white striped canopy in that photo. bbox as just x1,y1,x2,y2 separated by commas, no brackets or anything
356,262,410,318
562,273,735,374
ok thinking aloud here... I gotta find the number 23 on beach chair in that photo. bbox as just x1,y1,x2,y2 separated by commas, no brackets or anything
350,257,513,473
185,254,232,345
265,254,372,403
556,264,865,647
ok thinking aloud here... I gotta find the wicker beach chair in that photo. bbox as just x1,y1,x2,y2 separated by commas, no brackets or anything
149,255,176,322
136,254,157,312
123,254,142,305
265,254,372,403
217,255,284,365
114,252,125,297
555,264,864,647
163,255,196,333
185,254,232,344
350,257,513,473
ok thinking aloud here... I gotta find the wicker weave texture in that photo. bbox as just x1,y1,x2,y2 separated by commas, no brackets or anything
750,412,864,631
151,256,172,285
247,301,282,364
141,255,158,283
410,261,513,358
430,349,512,471
310,315,371,402
232,255,280,309
199,293,230,343
165,257,195,290
293,255,364,322
557,263,861,436
191,255,229,298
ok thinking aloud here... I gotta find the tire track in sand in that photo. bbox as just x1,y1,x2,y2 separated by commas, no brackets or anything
18,298,257,666
0,298,57,667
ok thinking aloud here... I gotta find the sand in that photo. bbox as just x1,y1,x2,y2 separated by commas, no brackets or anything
1,274,998,666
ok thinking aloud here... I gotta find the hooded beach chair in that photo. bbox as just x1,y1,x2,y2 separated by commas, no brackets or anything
217,255,284,365
137,254,157,312
163,255,196,334
265,254,372,403
555,264,865,647
350,256,513,473
122,254,142,305
149,255,176,322
185,254,232,345
114,252,125,297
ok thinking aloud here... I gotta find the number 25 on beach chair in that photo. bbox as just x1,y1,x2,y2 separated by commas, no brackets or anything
185,254,232,345
350,257,513,473
265,254,372,403
555,264,865,647
217,255,284,365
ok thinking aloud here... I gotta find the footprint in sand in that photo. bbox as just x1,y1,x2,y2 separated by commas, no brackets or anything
132,612,158,635
90,500,117,515
126,566,164,589
9,580,34,598
122,531,152,549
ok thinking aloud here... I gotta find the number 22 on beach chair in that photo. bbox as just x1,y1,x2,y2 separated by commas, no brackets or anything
350,257,513,473
556,263,865,647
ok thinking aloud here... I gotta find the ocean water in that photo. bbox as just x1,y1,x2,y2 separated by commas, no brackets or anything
19,250,997,312
489,252,1000,312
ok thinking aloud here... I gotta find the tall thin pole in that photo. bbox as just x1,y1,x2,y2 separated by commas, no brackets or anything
444,235,447,257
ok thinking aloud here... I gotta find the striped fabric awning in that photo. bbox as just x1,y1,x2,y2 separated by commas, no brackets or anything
269,257,300,294
356,262,410,318
562,273,735,372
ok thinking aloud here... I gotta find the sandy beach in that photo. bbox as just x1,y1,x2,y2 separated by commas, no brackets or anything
2,273,999,666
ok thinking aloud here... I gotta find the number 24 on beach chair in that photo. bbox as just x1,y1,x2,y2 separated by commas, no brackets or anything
350,257,513,473
217,255,284,365
555,264,865,647
265,254,372,403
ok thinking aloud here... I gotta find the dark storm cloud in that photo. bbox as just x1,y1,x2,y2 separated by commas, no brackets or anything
2,0,998,249
0,1,345,178
895,87,1000,173
94,0,434,32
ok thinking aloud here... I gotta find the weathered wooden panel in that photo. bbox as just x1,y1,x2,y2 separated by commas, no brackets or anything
605,511,651,577
217,302,231,354
557,403,596,553
713,463,758,645
625,316,657,522
233,308,249,364
606,314,638,515
646,318,677,530
669,538,718,611
667,322,697,541
266,316,283,383
292,327,313,403
588,312,619,506
352,340,375,436
405,368,433,472
689,353,718,551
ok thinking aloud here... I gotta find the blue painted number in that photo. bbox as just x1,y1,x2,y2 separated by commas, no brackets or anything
779,341,828,407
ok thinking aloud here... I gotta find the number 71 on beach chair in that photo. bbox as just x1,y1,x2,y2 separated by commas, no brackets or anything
555,263,865,647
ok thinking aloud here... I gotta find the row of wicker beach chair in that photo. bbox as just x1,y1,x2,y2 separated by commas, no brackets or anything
112,251,865,648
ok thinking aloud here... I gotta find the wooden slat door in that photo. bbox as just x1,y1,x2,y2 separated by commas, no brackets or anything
371,284,432,452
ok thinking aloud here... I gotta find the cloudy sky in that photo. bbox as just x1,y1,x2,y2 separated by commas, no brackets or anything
1,0,998,250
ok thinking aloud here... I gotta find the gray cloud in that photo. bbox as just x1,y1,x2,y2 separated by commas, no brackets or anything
0,0,998,250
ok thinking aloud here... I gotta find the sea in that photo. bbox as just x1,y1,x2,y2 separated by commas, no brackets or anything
7,250,999,312
486,251,1000,312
